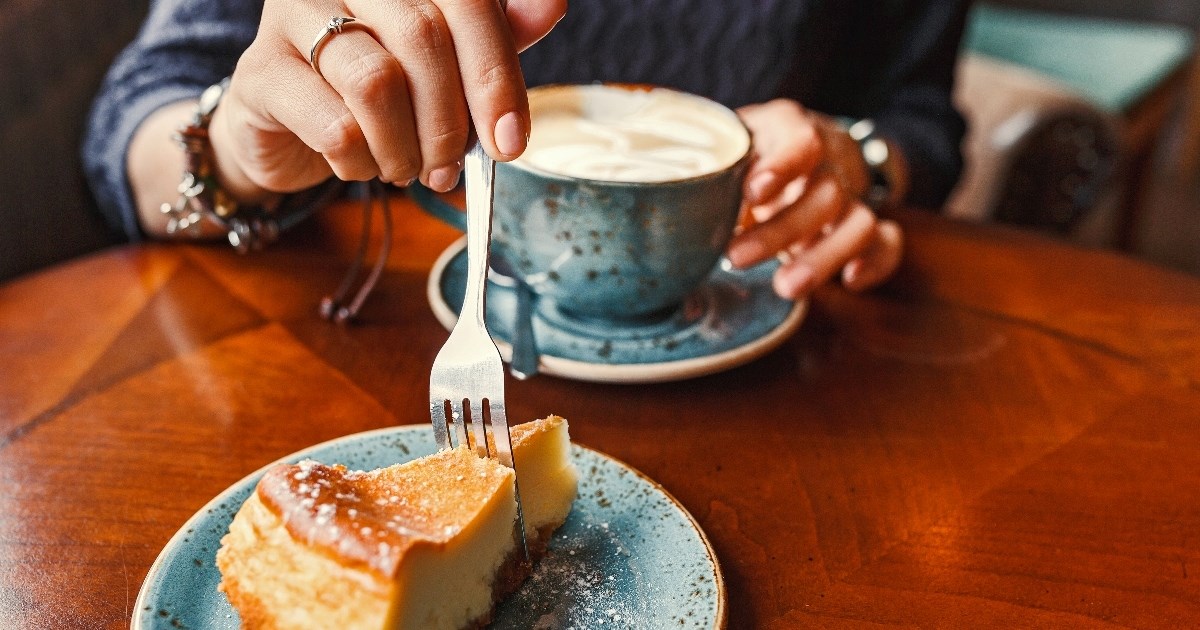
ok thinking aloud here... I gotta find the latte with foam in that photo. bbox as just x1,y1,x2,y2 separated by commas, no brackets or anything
516,85,751,183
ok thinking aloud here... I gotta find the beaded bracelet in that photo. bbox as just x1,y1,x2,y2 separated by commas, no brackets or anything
160,77,280,252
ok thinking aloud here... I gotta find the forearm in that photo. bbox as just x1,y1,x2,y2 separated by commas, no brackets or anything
867,91,963,209
877,136,911,211
127,101,204,238
82,0,263,239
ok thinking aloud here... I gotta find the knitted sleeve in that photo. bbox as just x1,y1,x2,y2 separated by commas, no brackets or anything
82,0,261,239
806,0,970,209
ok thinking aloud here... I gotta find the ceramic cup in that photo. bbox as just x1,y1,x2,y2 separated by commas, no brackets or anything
412,83,752,323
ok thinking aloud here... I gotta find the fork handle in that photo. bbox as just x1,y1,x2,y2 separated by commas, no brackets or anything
460,0,508,328
462,141,495,329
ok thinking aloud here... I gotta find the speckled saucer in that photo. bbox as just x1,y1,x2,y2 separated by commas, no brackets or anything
132,425,726,629
428,237,806,383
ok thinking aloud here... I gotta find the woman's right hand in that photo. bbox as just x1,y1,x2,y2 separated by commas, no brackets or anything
209,0,566,204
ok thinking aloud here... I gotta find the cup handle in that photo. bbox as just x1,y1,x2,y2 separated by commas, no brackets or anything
407,183,467,232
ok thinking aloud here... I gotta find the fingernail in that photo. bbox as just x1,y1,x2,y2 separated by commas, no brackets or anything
747,171,777,203
774,265,813,298
428,165,460,192
494,111,527,157
843,260,862,285
727,238,767,268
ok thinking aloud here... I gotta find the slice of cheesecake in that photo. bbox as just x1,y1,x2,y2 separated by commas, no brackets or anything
216,416,577,630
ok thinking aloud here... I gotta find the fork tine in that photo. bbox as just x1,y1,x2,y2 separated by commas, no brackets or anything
488,401,530,564
469,399,489,457
488,403,515,469
450,400,469,450
431,399,451,451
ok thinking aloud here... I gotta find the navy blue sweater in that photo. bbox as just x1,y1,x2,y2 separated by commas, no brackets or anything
84,0,968,239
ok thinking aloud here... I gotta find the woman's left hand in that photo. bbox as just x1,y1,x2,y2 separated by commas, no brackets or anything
727,99,904,299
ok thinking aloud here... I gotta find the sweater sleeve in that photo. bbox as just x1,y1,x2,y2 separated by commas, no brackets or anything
807,0,970,209
82,0,262,240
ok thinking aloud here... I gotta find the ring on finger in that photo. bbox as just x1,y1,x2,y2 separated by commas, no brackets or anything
309,16,363,78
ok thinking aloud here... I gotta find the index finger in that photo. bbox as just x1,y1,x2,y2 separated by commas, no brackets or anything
432,0,529,160
506,0,567,52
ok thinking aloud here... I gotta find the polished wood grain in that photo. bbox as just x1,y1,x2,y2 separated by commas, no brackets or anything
2,196,1199,628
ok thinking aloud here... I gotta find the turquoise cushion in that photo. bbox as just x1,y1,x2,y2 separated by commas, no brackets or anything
965,4,1195,112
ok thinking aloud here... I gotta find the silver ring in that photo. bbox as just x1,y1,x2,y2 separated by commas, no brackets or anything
309,16,359,77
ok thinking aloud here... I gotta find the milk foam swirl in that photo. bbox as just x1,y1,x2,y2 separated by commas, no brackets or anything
516,85,750,183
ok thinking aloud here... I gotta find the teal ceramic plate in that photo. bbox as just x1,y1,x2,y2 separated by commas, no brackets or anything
132,425,725,629
428,237,806,384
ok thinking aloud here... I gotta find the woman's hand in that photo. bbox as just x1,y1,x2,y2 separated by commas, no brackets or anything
208,0,566,205
727,99,905,300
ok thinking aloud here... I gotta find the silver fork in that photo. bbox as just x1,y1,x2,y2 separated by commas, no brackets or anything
429,139,531,564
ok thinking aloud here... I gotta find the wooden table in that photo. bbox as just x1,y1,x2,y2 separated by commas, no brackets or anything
3,196,1200,628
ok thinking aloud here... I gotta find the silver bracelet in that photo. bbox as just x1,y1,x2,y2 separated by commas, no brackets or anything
846,119,894,210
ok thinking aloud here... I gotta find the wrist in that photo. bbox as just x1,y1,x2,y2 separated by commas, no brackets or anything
158,77,287,251
129,101,221,238
208,95,279,208
844,119,910,210
809,112,871,199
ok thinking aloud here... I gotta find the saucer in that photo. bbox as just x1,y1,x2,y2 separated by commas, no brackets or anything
427,237,806,383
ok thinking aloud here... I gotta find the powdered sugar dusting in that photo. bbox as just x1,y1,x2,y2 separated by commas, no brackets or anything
489,448,720,629
493,514,650,629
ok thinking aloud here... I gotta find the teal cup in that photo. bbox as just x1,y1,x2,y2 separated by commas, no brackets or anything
412,84,752,324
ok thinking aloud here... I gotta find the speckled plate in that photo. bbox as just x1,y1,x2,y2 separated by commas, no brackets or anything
428,237,806,384
132,425,725,629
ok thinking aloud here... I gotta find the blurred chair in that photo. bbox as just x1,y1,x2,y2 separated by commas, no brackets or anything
0,1,149,282
947,3,1195,247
